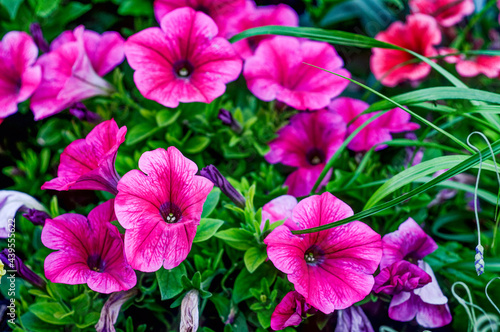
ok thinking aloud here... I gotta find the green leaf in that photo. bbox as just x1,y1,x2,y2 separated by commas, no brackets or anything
201,188,220,218
75,312,100,329
244,246,268,273
117,0,153,16
51,2,92,27
126,123,159,145
36,0,61,17
156,263,187,300
233,263,277,304
70,293,90,312
0,0,23,19
183,136,211,154
156,110,181,128
193,218,224,243
21,312,63,332
30,303,75,325
215,229,255,250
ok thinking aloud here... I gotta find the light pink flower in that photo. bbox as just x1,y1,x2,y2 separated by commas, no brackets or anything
271,291,314,330
373,260,431,295
265,109,346,197
244,36,350,111
388,261,452,328
371,14,441,87
264,193,382,314
41,119,126,195
0,31,41,120
261,195,297,230
125,8,242,108
223,1,299,59
409,0,474,27
153,0,245,33
329,97,419,152
115,147,213,272
30,26,121,120
42,200,137,294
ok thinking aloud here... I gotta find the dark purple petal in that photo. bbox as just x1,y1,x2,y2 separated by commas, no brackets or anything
29,23,50,53
22,208,50,226
0,249,46,289
218,108,242,133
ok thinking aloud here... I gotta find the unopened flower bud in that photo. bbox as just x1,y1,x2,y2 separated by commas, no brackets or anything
0,249,46,289
200,165,246,208
29,23,50,53
218,109,242,134
22,208,50,226
180,289,199,332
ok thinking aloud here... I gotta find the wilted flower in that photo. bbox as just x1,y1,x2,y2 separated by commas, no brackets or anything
200,165,245,208
0,191,45,238
265,193,382,313
371,14,441,87
95,289,139,332
329,97,419,152
125,7,242,108
180,289,200,332
244,36,350,111
0,249,46,289
261,195,297,230
373,260,431,295
409,0,474,27
271,291,314,330
0,31,41,121
42,200,137,293
22,208,50,226
265,109,346,196
335,306,374,332
115,147,213,272
42,119,126,195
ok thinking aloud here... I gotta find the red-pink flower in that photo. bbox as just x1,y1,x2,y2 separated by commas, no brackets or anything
440,47,500,78
153,0,245,33
264,193,382,314
125,8,242,108
265,109,346,197
31,26,122,120
409,0,474,27
271,291,314,330
41,119,126,195
261,195,297,230
329,97,419,152
0,31,41,120
115,147,213,272
223,1,299,59
371,14,441,87
244,36,350,111
42,200,136,294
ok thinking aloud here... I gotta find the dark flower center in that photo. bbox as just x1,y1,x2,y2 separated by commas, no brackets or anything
306,148,325,166
195,5,210,15
304,245,325,266
87,254,106,272
173,60,194,78
159,202,182,223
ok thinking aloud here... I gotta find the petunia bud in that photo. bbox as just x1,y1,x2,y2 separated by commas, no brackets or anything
69,102,101,124
96,289,138,332
0,249,46,290
29,23,50,53
218,109,242,134
22,208,50,226
200,165,246,208
180,289,199,332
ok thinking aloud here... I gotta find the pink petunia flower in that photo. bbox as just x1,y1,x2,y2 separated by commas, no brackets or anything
30,26,123,120
223,1,299,59
440,47,500,78
261,195,298,230
244,36,350,111
115,147,213,272
409,0,474,27
265,109,346,197
125,8,242,108
41,119,126,195
42,199,137,294
388,261,452,328
153,0,245,33
270,291,315,330
371,14,441,87
264,192,382,314
0,31,41,121
373,260,431,295
329,97,420,152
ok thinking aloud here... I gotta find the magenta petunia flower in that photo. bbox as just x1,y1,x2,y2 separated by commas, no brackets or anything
244,36,350,111
153,0,245,33
115,147,213,272
371,14,441,87
261,195,297,230
223,1,299,59
380,218,438,270
409,0,474,27
265,109,346,197
373,260,431,295
42,200,137,294
388,261,452,328
41,119,126,195
270,291,314,330
0,31,41,121
264,193,382,314
329,97,420,152
125,7,242,108
30,26,122,120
